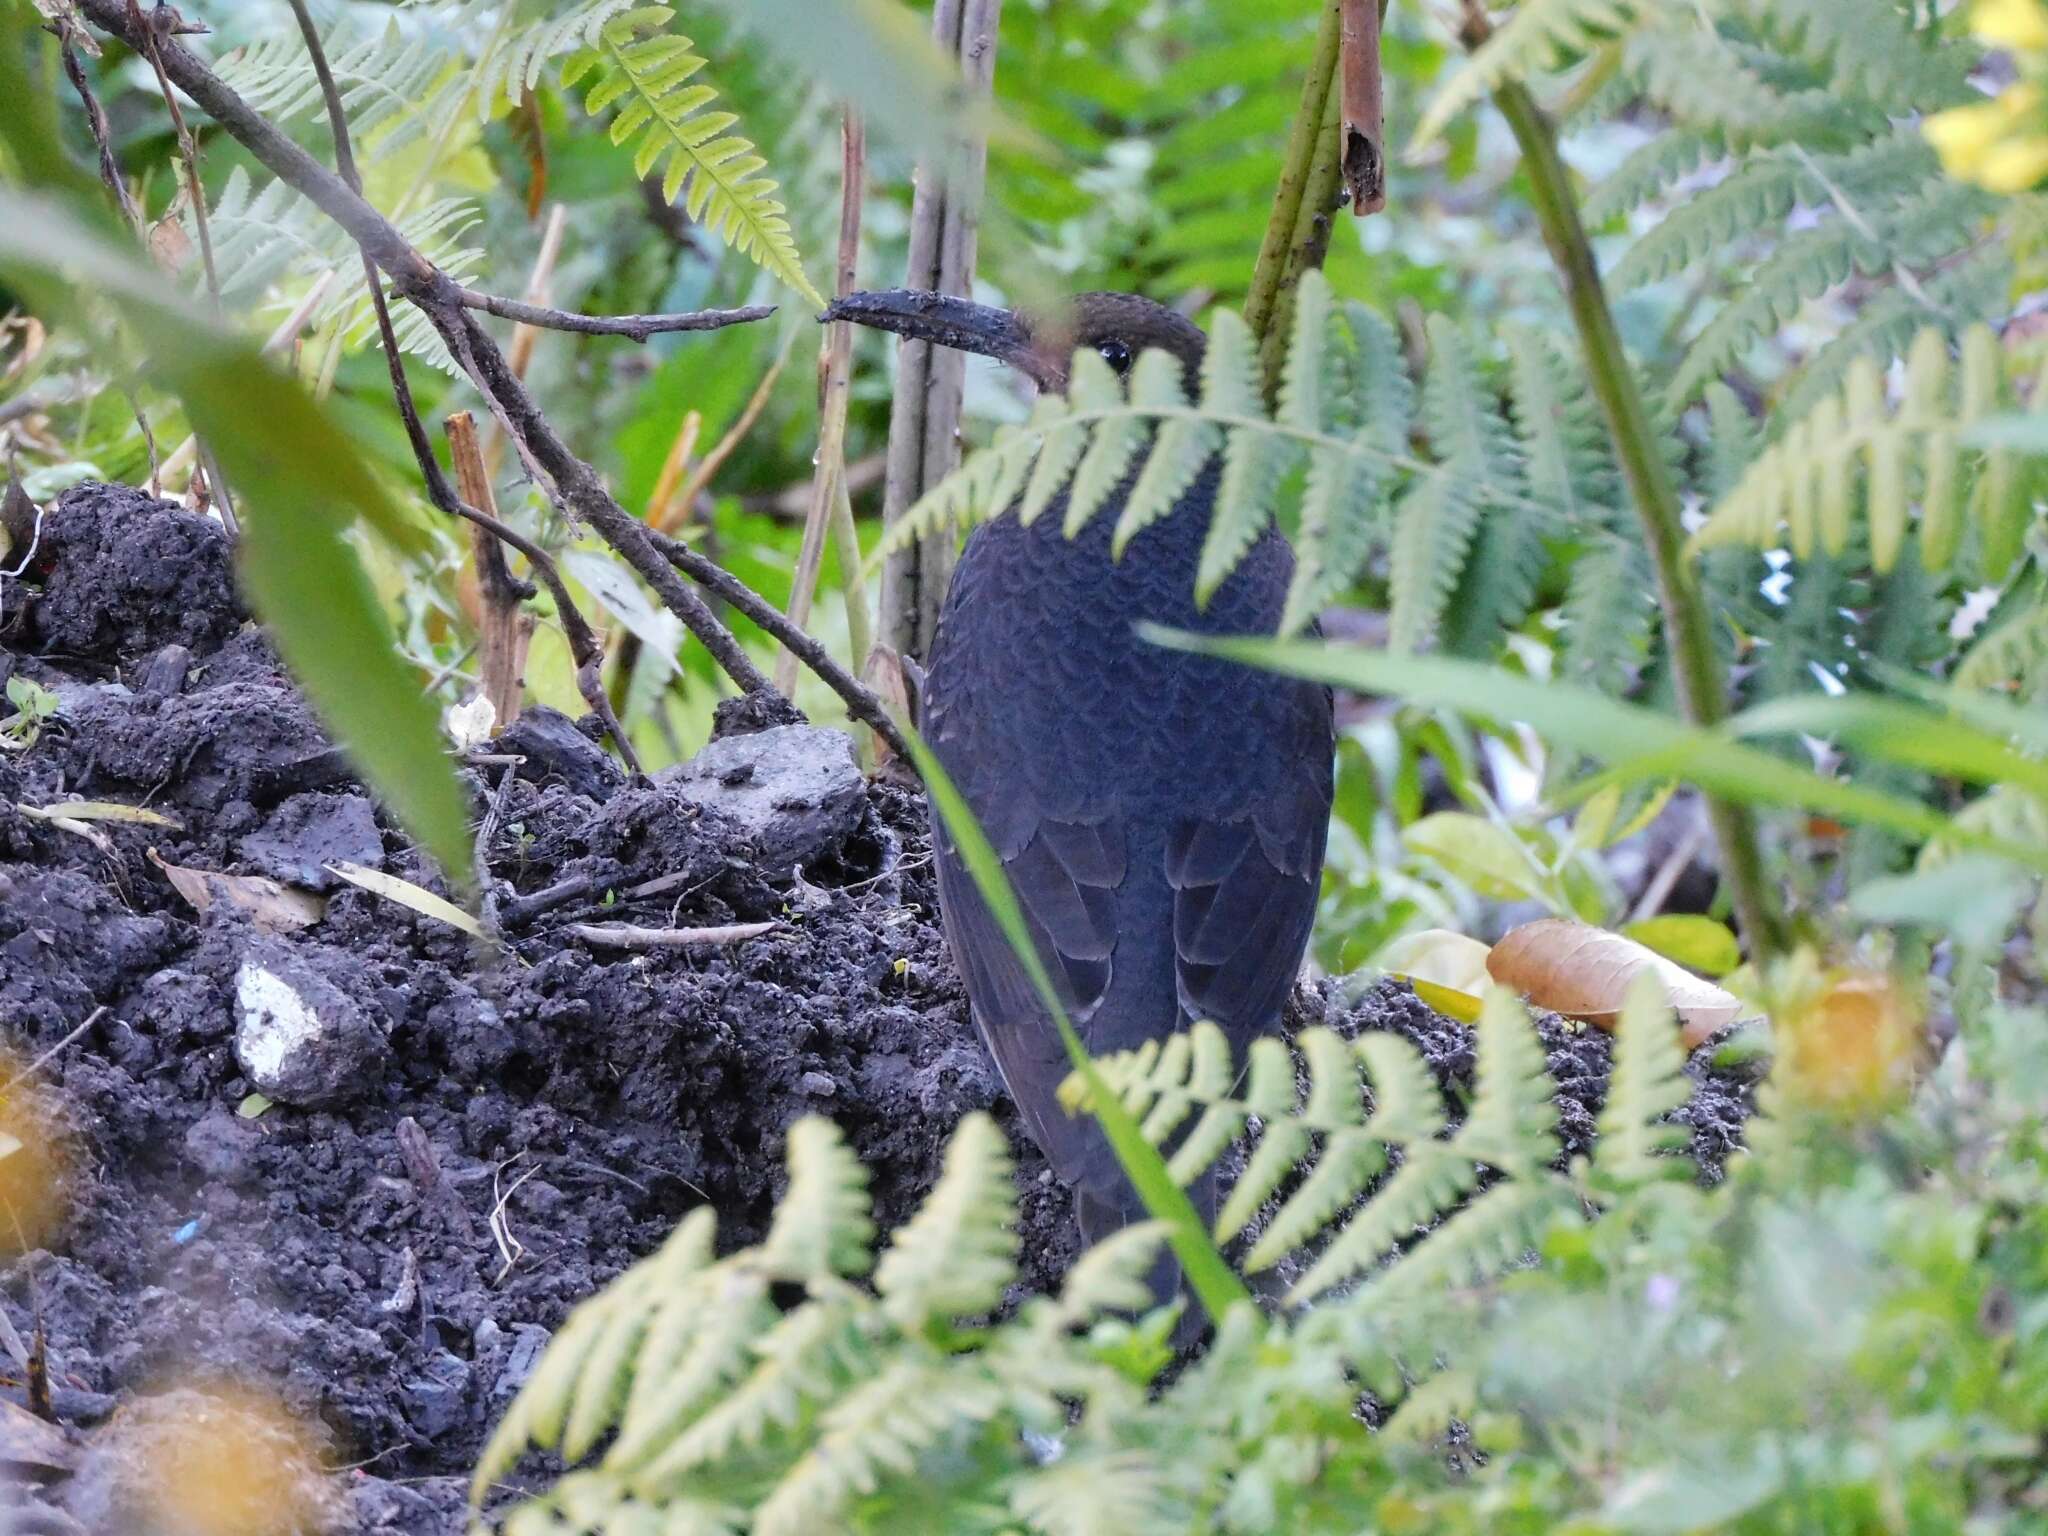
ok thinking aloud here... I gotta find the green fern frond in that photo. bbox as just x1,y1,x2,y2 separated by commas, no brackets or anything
1416,0,1657,148
1955,602,2048,702
1581,126,1728,226
1693,324,2043,576
1592,972,1695,1189
1281,301,1411,634
1738,0,1973,108
875,1111,1018,1325
1456,988,1562,1178
1200,312,1298,603
564,6,822,305
1009,1450,1186,1536
1668,178,1994,408
760,1117,876,1281
1921,782,2048,868
1624,24,1877,150
1559,534,1657,694
216,19,446,156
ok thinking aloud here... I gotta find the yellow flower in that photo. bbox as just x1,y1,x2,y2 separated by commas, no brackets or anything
1927,84,2048,190
1776,970,1923,1117
1973,0,2048,52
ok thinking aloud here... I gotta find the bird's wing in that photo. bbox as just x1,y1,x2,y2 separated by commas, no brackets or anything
932,809,1127,1179
1166,790,1326,1036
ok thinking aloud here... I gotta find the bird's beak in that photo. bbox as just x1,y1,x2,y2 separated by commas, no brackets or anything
823,289,1058,389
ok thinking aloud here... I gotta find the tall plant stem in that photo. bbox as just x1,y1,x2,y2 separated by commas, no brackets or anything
1244,2,1342,356
1480,39,1785,959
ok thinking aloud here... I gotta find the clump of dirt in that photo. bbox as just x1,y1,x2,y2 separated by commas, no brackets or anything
0,484,1754,1534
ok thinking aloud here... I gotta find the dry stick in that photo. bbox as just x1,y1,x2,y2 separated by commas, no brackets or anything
0,1007,108,1099
1464,1,1784,958
56,29,141,235
662,336,794,531
780,107,867,696
284,0,641,774
75,0,790,715
454,286,773,340
1338,0,1387,216
127,0,236,536
446,411,537,728
878,0,1003,662
566,921,779,951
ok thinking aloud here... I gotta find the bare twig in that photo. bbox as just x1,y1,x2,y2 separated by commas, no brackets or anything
879,0,1003,661
127,0,237,532
566,920,779,950
445,411,536,728
501,205,568,385
56,26,141,235
285,0,640,774
661,334,794,531
454,287,775,341
781,107,867,695
78,0,789,711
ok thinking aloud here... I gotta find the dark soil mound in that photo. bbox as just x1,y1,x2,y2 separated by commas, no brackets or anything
0,485,1753,1533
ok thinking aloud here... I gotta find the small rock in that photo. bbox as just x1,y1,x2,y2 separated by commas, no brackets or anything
133,643,192,697
489,1324,551,1404
232,943,388,1108
663,725,865,873
237,792,383,890
182,1108,259,1182
399,1349,471,1440
799,1071,838,1098
496,706,624,802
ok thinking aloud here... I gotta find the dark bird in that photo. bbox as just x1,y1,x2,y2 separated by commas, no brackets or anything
827,289,1337,1258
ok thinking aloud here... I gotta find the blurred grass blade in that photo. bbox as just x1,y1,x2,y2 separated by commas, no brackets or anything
907,728,1251,1327
1729,695,2048,802
1143,630,2048,876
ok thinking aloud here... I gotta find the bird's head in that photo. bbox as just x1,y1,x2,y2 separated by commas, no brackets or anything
822,289,1206,397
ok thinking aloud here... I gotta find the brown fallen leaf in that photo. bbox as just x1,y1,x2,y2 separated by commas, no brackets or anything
1487,917,1746,1049
148,849,327,934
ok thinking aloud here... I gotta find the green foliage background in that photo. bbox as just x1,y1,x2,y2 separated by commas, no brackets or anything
7,0,2048,1531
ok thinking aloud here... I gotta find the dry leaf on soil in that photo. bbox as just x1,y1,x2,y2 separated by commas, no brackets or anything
1487,917,1746,1049
148,849,327,933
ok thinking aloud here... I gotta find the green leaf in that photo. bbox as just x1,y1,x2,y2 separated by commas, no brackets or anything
1404,813,1547,903
1620,916,1742,978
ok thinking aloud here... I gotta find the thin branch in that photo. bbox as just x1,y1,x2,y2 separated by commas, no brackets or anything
74,0,789,713
127,0,235,533
446,410,537,729
1464,1,1785,959
650,528,912,766
781,107,867,695
284,0,639,773
454,287,774,341
56,26,141,235
565,920,779,950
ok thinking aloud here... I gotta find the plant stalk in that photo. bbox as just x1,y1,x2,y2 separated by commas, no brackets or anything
1244,2,1343,353
1483,59,1786,959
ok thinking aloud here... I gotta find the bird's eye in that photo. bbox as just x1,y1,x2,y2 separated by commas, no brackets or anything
1096,339,1133,374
